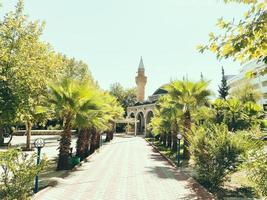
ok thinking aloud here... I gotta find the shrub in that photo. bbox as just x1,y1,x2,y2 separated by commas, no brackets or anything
0,149,47,200
189,123,246,190
242,149,267,197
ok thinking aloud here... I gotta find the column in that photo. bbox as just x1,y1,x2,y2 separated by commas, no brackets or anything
134,119,137,136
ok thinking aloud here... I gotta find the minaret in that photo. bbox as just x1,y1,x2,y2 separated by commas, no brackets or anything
135,57,147,102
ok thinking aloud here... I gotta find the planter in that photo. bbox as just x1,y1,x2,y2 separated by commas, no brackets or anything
70,156,80,166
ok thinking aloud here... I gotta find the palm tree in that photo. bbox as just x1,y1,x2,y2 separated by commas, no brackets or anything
158,95,183,152
49,78,99,170
164,80,211,159
75,100,102,160
101,92,124,141
80,92,123,155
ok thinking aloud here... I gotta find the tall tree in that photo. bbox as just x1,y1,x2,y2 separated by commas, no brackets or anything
49,78,99,170
109,83,137,116
0,0,65,149
218,67,229,100
164,80,211,159
157,95,183,152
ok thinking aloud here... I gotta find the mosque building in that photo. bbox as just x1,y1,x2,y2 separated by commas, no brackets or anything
126,57,168,136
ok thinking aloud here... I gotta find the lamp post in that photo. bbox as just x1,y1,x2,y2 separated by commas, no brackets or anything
34,138,45,193
177,133,182,166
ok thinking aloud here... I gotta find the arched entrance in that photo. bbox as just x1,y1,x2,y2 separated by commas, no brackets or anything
145,111,154,136
136,112,145,135
127,113,136,134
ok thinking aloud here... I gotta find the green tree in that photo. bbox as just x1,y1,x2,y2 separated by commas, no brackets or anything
213,98,226,123
218,67,229,100
149,108,172,146
0,0,66,149
109,83,137,115
164,80,211,159
76,91,123,159
242,149,267,197
230,79,262,103
157,95,183,151
0,149,47,200
61,56,93,82
212,98,263,130
49,78,99,170
198,0,267,66
189,123,249,190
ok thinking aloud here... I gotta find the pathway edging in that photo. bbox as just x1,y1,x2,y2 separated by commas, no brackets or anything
145,138,216,199
33,141,109,199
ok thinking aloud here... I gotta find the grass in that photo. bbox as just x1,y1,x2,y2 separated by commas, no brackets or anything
147,138,188,168
146,138,258,200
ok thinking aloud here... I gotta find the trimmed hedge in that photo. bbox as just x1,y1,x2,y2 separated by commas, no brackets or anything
13,130,77,136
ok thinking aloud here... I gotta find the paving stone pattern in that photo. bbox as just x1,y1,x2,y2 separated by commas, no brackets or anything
35,135,213,200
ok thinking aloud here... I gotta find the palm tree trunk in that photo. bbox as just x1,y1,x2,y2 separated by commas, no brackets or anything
159,133,163,143
183,110,191,160
111,121,115,140
89,128,98,154
0,126,4,146
172,134,177,152
76,128,88,161
26,121,32,150
155,134,160,141
167,133,172,148
84,129,91,157
162,134,167,146
57,115,72,170
105,131,112,142
96,133,100,149
172,120,179,152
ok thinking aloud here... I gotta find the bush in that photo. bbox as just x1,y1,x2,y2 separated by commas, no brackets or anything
189,123,246,190
242,150,267,197
0,149,47,200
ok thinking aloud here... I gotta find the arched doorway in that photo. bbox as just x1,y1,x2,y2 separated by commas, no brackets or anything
127,113,136,134
146,111,154,136
136,112,145,135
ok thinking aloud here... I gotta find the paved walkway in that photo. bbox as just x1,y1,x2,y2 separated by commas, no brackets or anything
34,135,213,200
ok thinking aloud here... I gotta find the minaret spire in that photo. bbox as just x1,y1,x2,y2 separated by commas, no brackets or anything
138,56,144,70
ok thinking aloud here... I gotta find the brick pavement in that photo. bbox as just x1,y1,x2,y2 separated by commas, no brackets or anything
34,135,213,200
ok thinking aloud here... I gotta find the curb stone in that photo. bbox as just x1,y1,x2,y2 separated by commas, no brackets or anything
145,139,216,200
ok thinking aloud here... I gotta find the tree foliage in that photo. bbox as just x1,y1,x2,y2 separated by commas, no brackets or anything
48,78,123,169
189,123,251,190
218,67,230,99
164,80,212,158
212,98,264,130
198,0,266,65
109,82,137,116
0,149,47,200
230,79,262,103
242,149,267,197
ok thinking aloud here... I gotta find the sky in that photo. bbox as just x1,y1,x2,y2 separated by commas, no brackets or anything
1,0,248,98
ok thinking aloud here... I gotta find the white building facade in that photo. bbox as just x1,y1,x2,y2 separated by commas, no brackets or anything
227,60,267,109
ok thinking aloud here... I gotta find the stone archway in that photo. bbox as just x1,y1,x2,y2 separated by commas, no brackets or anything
145,110,154,136
136,112,145,135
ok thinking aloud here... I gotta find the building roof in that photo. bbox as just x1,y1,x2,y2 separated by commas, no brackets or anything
134,99,157,106
152,86,168,95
